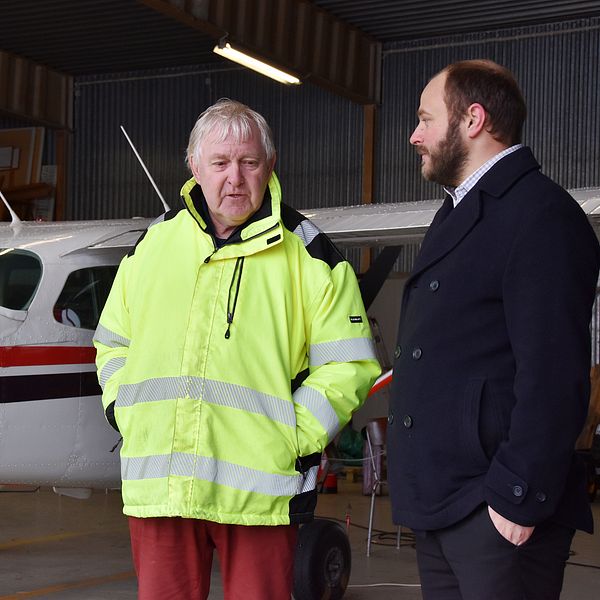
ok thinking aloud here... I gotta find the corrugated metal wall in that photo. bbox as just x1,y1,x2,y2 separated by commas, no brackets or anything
70,15,600,219
67,16,600,276
70,64,363,220
377,16,600,205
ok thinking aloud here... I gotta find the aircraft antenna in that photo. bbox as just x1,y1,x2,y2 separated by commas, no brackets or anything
0,189,23,227
120,125,171,213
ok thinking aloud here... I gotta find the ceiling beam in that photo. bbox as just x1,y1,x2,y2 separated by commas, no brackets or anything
140,0,381,104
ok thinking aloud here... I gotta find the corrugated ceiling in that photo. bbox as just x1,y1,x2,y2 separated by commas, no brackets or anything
312,0,600,41
1,0,218,74
2,0,600,75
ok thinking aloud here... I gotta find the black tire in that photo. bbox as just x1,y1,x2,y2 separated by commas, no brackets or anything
293,519,351,600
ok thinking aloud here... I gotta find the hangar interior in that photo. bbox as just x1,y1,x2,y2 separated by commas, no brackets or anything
1,1,600,598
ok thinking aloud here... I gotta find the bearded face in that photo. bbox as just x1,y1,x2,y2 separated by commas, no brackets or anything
417,117,469,187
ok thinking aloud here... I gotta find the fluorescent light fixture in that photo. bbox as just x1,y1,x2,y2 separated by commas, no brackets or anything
213,42,301,85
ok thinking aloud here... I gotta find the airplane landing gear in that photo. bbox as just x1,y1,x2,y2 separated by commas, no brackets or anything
293,519,351,600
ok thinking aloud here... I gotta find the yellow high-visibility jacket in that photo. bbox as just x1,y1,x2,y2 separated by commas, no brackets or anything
94,173,380,525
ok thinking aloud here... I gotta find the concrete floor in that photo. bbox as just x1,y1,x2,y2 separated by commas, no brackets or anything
0,480,598,599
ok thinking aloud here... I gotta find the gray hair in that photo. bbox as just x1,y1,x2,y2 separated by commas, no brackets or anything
186,98,275,170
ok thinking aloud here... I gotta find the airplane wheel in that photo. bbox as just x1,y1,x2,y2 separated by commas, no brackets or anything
293,518,351,600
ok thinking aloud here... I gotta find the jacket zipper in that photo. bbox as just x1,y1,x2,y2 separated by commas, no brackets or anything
225,257,245,339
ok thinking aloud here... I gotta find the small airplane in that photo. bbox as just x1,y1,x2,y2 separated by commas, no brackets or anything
2,186,600,499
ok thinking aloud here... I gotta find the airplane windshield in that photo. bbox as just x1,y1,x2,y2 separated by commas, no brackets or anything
53,265,119,330
0,249,42,311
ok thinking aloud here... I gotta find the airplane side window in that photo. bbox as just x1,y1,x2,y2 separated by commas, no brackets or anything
0,249,42,311
53,266,118,330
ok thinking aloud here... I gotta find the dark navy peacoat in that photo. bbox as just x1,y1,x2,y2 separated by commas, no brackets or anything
388,147,600,533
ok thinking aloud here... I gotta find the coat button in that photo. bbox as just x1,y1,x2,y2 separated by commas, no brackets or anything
429,280,440,291
403,415,413,428
512,485,524,497
394,345,402,359
412,348,422,360
388,413,394,425
535,492,547,503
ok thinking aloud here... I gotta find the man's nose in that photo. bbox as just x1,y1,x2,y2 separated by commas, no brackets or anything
227,162,244,185
409,126,422,145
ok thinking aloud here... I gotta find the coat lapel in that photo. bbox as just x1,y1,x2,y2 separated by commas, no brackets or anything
409,190,482,280
407,147,541,284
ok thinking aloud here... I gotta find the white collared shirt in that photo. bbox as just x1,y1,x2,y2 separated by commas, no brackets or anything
444,144,523,207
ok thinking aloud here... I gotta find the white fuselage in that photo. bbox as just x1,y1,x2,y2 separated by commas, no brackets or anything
0,220,149,491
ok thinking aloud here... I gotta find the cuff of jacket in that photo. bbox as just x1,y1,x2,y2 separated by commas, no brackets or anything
484,458,553,526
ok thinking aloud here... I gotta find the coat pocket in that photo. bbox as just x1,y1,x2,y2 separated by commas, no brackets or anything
461,378,490,468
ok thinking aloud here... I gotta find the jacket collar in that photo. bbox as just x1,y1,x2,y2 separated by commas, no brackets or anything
179,172,283,250
408,146,540,281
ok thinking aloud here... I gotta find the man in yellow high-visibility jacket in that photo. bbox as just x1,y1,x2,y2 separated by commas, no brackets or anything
94,99,380,600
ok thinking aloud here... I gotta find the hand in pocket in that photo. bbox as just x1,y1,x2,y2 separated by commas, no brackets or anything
488,505,535,546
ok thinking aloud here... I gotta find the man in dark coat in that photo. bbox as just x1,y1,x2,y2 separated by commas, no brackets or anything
388,59,600,599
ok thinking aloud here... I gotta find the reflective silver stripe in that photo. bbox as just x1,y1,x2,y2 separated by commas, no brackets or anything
93,323,130,348
293,385,340,440
171,452,196,477
292,220,321,247
122,454,170,480
121,453,303,497
309,337,377,367
200,379,295,427
301,465,319,493
194,455,302,496
99,356,126,390
116,376,295,427
116,377,184,408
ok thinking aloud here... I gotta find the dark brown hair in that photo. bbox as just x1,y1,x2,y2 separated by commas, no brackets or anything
442,60,527,146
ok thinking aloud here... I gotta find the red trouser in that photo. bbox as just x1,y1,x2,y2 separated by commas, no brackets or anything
128,516,298,600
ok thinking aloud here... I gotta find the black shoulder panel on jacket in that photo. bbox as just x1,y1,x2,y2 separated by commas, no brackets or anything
127,208,183,257
280,203,345,269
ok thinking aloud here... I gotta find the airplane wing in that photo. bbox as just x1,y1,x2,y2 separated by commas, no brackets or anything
571,188,600,233
4,187,599,253
305,187,600,247
302,199,441,246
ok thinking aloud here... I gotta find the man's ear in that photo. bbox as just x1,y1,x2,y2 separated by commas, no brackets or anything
465,103,486,138
268,153,277,176
188,154,200,182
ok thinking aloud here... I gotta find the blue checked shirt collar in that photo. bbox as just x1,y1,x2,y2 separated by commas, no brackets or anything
444,144,523,207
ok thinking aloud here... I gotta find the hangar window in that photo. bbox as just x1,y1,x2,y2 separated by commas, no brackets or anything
0,249,42,310
54,266,118,330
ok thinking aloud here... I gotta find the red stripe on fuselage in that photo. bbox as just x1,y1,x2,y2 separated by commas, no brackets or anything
0,346,96,367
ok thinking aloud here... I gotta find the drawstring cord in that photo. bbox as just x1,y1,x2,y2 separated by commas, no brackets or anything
225,257,244,339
